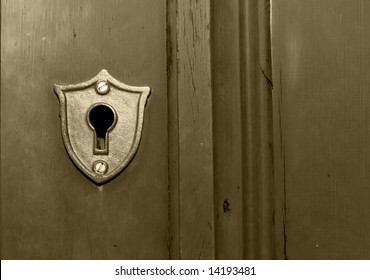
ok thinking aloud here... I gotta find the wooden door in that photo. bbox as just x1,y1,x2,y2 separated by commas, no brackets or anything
4,0,368,261
1,0,275,260
272,0,370,259
1,0,168,259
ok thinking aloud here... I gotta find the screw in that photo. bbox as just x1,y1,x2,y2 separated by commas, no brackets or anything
93,160,108,175
96,80,110,94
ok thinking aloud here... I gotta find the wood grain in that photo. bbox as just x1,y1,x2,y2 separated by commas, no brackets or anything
211,0,244,259
1,0,168,259
176,0,215,259
167,0,180,260
168,0,275,259
239,0,274,259
272,0,370,259
0,0,285,260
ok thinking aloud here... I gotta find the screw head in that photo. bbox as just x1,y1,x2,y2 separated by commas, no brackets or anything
93,160,108,175
96,80,110,94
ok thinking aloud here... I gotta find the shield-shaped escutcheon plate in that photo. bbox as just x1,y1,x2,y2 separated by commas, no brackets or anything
54,70,150,184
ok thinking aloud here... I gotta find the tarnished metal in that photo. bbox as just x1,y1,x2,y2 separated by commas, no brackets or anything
54,69,150,184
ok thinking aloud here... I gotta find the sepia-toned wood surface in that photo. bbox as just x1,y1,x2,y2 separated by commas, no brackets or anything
2,0,275,260
272,0,370,259
211,0,274,259
5,0,367,260
168,0,274,259
1,0,168,259
173,0,215,260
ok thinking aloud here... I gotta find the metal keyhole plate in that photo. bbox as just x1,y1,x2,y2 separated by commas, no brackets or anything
54,70,150,184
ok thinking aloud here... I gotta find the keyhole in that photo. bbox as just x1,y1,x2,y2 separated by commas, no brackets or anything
87,104,117,155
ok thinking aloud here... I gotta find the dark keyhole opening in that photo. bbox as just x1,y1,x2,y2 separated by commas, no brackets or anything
89,104,116,151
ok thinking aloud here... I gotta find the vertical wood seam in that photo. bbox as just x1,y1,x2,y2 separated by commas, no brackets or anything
167,0,180,260
271,1,288,260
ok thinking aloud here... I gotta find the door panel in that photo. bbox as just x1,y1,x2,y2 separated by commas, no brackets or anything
272,0,370,259
168,0,275,259
1,0,168,259
5,0,368,260
2,0,275,260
